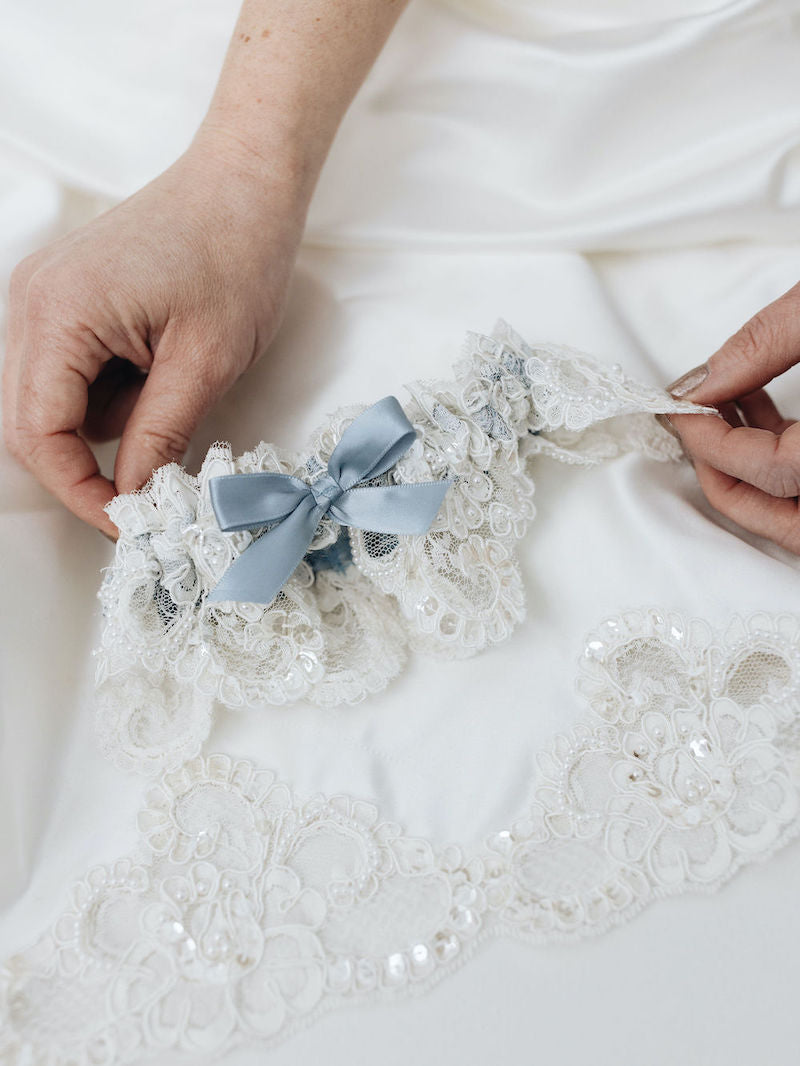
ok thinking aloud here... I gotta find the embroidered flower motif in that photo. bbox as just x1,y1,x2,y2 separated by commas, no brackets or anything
3,612,800,1063
606,697,798,886
115,862,327,1048
577,609,712,725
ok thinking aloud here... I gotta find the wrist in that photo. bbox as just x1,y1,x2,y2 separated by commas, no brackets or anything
193,97,332,211
182,116,319,229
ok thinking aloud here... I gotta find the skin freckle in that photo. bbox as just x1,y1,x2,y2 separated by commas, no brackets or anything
261,28,270,37
244,34,251,41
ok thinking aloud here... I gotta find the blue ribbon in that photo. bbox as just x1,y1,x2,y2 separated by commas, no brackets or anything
206,395,454,605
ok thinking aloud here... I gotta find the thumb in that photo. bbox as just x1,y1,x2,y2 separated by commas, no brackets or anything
667,281,800,404
114,350,227,494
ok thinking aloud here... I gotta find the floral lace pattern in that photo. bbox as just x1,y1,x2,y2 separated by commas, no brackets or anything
94,320,716,776
4,608,799,1065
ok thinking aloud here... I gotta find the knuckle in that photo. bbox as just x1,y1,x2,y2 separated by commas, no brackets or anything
140,423,192,463
186,343,242,400
22,269,57,318
784,510,800,556
3,424,23,463
2,405,39,466
8,264,31,305
21,430,46,467
8,254,44,300
195,353,231,395
9,427,49,475
770,438,800,498
773,468,800,500
727,310,777,367
204,335,246,386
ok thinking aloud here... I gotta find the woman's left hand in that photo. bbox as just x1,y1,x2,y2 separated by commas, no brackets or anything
664,281,800,553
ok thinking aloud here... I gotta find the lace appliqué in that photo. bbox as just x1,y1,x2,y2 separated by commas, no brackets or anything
94,320,715,776
4,609,799,1064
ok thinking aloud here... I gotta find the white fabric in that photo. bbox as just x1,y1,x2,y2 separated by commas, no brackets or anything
2,0,800,1063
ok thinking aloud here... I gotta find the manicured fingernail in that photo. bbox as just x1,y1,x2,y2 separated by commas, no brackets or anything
666,363,709,398
655,413,694,466
654,412,681,440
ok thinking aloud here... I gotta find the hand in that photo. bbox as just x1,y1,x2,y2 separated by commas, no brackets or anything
664,281,800,553
3,0,411,542
3,129,307,540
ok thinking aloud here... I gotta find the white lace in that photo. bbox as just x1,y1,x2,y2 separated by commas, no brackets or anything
93,319,716,776
3,608,799,1064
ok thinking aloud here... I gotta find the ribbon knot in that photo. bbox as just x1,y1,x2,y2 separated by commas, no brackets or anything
309,474,342,512
206,395,454,606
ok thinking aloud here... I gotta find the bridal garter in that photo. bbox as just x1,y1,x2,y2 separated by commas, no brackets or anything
94,319,715,775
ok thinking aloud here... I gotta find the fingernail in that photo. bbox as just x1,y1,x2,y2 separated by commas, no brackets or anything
666,363,709,398
655,412,694,466
654,412,681,440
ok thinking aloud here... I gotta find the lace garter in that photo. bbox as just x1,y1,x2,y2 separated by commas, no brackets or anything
94,319,715,775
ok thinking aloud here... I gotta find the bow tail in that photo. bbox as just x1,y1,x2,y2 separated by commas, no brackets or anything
206,494,322,605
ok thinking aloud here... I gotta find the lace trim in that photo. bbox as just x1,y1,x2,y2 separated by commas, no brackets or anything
4,608,799,1063
94,319,715,776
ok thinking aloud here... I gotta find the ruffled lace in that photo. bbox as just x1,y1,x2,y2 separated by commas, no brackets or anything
4,608,799,1064
94,319,716,775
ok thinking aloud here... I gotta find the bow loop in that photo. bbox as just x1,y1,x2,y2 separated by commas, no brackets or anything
327,395,417,490
206,396,453,605
209,472,312,533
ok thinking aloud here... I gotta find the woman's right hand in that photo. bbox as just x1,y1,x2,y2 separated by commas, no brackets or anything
2,126,308,539
664,281,800,553
3,0,412,540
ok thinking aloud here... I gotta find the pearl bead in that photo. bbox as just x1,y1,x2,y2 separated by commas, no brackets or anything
385,953,407,982
356,959,377,987
329,957,352,989
453,884,478,907
434,934,459,962
452,907,477,933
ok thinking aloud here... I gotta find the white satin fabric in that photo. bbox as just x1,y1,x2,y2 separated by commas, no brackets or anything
2,0,800,1063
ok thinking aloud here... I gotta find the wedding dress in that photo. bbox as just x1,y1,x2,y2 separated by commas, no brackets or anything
2,0,800,1063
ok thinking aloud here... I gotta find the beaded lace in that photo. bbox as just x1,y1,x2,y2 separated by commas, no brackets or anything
93,319,715,776
2,608,799,1063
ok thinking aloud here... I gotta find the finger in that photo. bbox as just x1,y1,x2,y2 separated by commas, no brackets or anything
668,409,800,498
2,263,35,449
14,320,118,538
692,457,800,555
114,335,234,494
719,401,744,428
668,280,800,404
735,387,796,434
82,358,146,442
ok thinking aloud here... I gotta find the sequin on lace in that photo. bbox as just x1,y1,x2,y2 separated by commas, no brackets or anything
3,609,799,1064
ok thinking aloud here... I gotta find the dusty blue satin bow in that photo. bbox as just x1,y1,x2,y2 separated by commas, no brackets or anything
206,395,453,605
